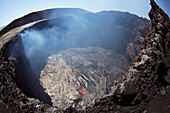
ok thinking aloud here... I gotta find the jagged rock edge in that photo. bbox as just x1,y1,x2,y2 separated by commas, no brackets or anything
81,0,170,111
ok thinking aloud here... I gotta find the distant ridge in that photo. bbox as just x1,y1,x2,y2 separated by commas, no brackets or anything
0,8,89,36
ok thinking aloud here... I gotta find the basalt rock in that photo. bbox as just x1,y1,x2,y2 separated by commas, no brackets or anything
113,0,170,105
40,47,128,109
82,0,170,112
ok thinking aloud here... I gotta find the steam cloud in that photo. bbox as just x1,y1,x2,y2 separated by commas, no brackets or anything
20,12,132,77
2,10,149,105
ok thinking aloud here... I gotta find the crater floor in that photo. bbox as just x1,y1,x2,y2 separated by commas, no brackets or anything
40,47,128,109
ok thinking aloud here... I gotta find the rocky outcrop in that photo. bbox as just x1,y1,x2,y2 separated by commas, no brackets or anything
2,37,52,105
40,47,128,109
0,45,52,112
126,36,145,60
113,0,170,105
82,0,170,112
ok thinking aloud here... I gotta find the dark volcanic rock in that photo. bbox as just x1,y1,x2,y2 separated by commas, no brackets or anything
82,0,170,112
0,47,52,112
113,0,170,106
40,47,128,109
2,37,52,105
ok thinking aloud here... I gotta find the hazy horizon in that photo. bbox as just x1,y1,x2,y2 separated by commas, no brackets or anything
0,0,169,27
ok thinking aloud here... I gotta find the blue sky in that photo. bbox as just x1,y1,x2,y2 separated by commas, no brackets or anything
0,0,169,27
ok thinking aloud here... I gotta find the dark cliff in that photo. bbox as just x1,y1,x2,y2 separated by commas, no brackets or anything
81,0,170,112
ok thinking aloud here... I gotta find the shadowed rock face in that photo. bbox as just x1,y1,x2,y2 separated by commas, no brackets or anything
82,0,170,112
2,37,52,105
40,47,128,109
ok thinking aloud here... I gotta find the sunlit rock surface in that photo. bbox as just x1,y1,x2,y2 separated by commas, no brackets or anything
40,47,128,109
